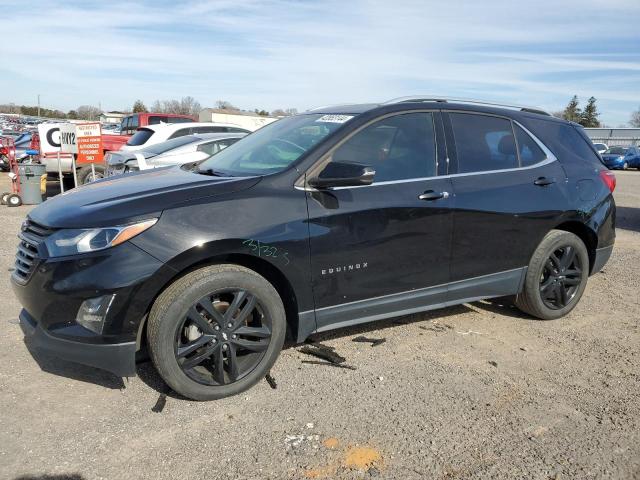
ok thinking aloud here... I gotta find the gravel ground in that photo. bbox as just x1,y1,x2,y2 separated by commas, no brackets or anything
0,172,639,480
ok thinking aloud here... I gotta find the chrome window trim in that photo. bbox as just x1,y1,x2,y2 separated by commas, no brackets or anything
295,111,557,192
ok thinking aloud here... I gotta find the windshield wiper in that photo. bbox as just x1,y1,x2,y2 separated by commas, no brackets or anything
197,168,231,177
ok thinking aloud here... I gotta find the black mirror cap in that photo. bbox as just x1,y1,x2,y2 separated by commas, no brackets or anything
308,162,375,189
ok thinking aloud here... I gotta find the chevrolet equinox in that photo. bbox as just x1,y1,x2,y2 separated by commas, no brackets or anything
12,97,616,400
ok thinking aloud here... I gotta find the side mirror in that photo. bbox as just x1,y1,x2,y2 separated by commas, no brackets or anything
308,161,375,189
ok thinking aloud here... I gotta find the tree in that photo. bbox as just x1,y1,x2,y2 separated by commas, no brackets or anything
149,97,201,116
630,107,640,128
76,105,102,120
562,95,581,123
178,96,201,116
132,100,147,113
271,108,298,117
215,100,239,111
67,110,78,119
579,97,600,127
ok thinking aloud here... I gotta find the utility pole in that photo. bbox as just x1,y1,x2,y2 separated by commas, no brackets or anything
37,94,41,118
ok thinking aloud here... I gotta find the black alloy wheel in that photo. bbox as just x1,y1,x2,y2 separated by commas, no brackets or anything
175,289,272,386
515,229,589,320
539,246,583,310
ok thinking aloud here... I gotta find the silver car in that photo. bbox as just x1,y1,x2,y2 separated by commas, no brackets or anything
105,132,246,177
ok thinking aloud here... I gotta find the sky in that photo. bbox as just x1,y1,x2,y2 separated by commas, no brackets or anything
0,0,638,126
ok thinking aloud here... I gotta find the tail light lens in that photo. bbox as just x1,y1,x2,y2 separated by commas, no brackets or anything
599,170,616,193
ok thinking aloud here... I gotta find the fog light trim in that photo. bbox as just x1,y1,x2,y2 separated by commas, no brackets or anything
75,294,116,334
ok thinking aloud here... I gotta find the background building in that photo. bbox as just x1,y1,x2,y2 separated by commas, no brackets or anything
99,111,127,124
585,128,640,147
199,109,278,131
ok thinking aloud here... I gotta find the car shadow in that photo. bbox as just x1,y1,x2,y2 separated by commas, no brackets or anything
469,297,532,319
615,206,640,233
24,338,125,390
24,301,531,400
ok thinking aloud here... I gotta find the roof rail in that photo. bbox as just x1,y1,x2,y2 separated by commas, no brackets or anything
383,96,551,116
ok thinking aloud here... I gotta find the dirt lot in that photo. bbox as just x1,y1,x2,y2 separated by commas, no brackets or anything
0,172,638,480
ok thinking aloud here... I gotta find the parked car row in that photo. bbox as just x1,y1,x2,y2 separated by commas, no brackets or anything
600,146,640,170
106,132,246,176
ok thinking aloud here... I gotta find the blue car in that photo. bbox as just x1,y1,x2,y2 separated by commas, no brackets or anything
601,146,640,170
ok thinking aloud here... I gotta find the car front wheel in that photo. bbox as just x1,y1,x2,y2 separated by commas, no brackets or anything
515,230,589,320
147,264,286,400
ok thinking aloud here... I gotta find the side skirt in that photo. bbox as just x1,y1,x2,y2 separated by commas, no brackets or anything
297,267,526,340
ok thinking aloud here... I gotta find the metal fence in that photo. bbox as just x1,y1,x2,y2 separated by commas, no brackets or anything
584,128,640,147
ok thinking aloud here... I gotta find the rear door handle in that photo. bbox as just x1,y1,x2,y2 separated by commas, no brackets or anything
419,190,449,201
534,177,555,186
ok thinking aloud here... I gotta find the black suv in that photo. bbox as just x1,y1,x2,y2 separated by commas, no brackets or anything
12,98,616,400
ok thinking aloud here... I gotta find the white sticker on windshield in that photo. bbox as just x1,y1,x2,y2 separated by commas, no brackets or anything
316,114,354,124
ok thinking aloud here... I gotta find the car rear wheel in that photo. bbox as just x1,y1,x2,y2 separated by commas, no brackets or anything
77,165,106,184
147,264,286,400
515,230,589,320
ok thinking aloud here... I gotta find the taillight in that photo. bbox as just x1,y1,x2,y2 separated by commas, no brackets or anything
0,147,7,156
599,170,616,193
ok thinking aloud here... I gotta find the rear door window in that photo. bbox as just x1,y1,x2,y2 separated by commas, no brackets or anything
149,116,169,125
449,113,518,173
168,128,194,139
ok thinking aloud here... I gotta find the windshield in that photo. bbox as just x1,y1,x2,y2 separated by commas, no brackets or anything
605,147,628,155
143,135,198,155
196,114,351,176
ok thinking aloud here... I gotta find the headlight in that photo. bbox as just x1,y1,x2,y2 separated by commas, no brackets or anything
44,219,157,257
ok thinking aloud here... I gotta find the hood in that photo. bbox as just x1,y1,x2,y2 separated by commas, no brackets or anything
601,154,624,162
29,166,260,229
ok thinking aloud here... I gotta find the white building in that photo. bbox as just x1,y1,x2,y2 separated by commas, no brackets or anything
199,109,278,131
99,111,128,124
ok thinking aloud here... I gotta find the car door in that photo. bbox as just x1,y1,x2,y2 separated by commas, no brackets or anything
304,111,454,331
444,111,567,299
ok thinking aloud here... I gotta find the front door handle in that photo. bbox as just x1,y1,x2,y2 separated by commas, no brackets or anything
419,190,449,201
534,177,555,186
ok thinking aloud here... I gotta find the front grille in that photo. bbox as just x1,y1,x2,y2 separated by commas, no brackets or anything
13,220,56,284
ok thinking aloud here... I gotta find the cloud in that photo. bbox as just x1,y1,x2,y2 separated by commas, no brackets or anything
0,0,638,124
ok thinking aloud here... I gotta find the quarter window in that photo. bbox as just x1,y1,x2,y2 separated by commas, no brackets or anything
332,112,437,182
514,124,546,166
450,113,518,173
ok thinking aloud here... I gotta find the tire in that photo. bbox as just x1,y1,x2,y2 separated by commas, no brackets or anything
6,193,22,207
147,264,286,401
623,162,629,170
77,164,106,185
1,192,11,205
515,230,589,320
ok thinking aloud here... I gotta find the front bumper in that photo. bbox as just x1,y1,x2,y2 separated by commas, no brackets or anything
20,309,137,377
12,241,169,377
